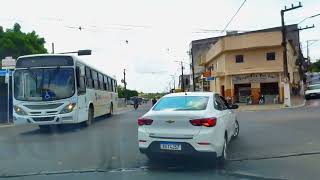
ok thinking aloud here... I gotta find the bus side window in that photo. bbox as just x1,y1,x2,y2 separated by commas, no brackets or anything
103,76,108,91
85,67,93,88
115,81,117,92
98,73,104,90
92,70,99,89
110,79,114,92
76,67,86,94
107,77,111,91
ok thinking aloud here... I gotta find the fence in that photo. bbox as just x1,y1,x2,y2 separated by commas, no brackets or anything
118,98,127,108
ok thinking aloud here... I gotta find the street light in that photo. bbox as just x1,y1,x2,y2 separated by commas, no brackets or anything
58,49,92,56
305,40,319,60
298,13,320,24
170,75,176,90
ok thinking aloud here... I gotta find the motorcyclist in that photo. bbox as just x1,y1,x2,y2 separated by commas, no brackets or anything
259,92,265,104
133,97,139,110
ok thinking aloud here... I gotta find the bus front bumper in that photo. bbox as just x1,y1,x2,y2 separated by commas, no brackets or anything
13,112,78,125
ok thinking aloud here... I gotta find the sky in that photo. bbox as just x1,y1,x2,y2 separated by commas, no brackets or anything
1,0,319,93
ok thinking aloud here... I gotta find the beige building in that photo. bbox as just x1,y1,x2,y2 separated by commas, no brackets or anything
199,29,300,103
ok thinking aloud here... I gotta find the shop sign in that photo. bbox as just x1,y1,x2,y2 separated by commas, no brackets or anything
232,73,278,84
205,77,215,81
1,57,16,69
202,71,211,77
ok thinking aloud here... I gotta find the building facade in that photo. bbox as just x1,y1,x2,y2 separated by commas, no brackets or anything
190,37,219,91
199,28,301,104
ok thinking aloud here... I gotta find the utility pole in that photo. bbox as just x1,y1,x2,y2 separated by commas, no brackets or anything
170,75,176,90
306,39,318,61
281,2,302,107
307,40,309,60
123,69,127,90
122,69,127,101
181,61,185,92
51,43,55,54
189,48,196,92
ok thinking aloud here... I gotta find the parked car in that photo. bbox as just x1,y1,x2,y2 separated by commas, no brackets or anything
138,92,239,165
305,84,320,100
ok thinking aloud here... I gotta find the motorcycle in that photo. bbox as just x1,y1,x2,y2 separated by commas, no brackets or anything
134,103,139,110
259,94,265,104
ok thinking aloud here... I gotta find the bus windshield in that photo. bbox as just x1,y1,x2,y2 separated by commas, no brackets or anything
14,68,75,101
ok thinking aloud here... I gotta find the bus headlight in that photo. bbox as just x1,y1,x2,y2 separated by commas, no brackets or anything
60,103,76,114
14,105,28,115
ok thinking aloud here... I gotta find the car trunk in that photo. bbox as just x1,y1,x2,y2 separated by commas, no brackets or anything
144,111,205,139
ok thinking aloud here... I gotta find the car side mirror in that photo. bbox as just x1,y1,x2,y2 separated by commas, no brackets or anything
229,104,239,109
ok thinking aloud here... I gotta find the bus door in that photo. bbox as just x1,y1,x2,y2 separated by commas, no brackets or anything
76,66,87,122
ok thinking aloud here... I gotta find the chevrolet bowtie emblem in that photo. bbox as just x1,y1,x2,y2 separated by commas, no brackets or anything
166,120,175,123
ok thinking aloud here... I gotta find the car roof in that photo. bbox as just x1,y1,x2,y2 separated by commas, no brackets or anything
18,54,76,59
163,92,216,98
308,84,320,87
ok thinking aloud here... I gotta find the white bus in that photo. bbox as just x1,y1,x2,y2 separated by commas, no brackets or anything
13,54,118,129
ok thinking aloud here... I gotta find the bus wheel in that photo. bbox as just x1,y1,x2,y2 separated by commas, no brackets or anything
85,107,94,126
108,103,113,116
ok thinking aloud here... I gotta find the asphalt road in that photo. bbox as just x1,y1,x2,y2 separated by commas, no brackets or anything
0,99,320,180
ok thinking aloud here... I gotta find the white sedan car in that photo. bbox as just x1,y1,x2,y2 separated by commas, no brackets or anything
305,84,320,100
138,92,239,164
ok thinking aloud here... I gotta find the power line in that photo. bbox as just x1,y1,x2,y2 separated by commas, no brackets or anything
192,28,249,34
221,0,247,33
302,40,319,49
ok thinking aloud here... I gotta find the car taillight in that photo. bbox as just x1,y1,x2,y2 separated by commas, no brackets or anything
190,117,217,127
138,118,153,126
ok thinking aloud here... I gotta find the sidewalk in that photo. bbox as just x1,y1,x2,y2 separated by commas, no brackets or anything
0,122,14,128
115,105,133,114
236,96,306,112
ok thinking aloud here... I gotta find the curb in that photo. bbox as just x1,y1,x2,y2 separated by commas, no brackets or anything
237,100,306,112
0,123,14,128
283,100,306,109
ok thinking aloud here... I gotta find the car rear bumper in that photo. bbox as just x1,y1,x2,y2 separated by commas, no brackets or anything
139,141,217,158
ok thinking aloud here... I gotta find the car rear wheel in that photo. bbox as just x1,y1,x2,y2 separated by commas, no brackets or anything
232,120,239,139
217,137,227,167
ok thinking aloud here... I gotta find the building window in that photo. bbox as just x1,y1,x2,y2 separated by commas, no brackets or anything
235,55,244,63
266,52,275,61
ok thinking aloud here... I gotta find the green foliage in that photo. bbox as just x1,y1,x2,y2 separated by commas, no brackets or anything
0,23,47,60
309,59,320,72
139,92,167,100
117,86,139,99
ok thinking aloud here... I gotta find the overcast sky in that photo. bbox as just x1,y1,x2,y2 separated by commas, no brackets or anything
1,0,319,92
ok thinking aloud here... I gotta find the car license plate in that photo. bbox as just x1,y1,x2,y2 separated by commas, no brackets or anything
160,142,182,151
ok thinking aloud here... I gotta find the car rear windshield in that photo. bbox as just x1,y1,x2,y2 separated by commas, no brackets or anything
153,96,209,111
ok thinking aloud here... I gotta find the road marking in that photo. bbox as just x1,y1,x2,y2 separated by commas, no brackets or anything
0,166,285,180
228,151,320,162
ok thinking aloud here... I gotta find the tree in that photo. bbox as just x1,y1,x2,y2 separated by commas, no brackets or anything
0,23,47,60
117,86,138,99
309,59,320,72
